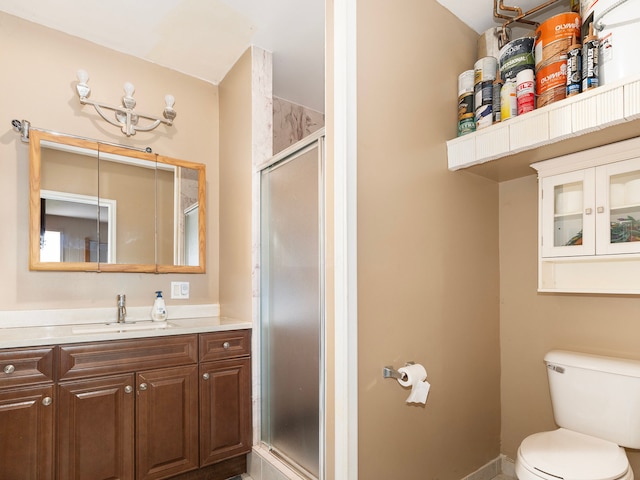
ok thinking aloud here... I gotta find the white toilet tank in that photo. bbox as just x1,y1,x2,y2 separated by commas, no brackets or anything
545,350,640,449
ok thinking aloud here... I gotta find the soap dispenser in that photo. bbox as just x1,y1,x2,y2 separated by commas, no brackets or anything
151,291,167,321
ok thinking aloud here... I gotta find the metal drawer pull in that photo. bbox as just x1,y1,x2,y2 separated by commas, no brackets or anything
124,385,133,394
3,364,15,374
42,397,52,406
223,342,230,349
139,383,148,391
202,373,210,380
597,206,605,214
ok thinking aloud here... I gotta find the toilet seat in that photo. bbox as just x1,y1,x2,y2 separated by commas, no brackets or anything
516,428,632,480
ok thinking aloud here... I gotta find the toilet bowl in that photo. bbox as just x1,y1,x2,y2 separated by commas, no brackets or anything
515,350,640,480
516,428,632,480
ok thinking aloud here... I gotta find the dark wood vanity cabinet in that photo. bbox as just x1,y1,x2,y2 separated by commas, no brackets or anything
0,330,251,480
0,346,56,480
199,330,252,466
57,335,200,480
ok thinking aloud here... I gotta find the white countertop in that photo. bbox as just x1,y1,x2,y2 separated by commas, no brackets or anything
0,305,252,348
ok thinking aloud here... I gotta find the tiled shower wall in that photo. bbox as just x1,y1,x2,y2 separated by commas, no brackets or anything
273,97,325,155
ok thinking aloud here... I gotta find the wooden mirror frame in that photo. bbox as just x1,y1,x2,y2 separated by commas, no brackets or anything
29,130,206,273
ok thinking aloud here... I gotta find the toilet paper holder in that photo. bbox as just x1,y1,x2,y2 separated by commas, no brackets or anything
382,362,414,381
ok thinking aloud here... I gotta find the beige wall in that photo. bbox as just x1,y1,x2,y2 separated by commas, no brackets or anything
499,175,640,474
356,1,501,478
218,48,253,322
0,12,219,310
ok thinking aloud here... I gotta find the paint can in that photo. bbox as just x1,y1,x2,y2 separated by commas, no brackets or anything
458,92,475,136
580,0,639,83
566,36,582,97
581,22,599,91
478,27,511,59
458,70,475,96
537,58,568,108
516,69,535,115
457,70,476,137
474,79,494,130
500,79,517,121
534,12,581,69
474,56,498,85
498,37,535,82
475,104,493,130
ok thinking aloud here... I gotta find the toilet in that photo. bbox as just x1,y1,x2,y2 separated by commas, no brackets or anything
516,350,640,480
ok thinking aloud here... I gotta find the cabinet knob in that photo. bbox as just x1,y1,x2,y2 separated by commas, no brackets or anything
139,383,148,391
202,373,210,380
223,341,230,349
124,385,133,394
597,206,605,214
585,208,593,215
3,364,15,374
42,397,52,406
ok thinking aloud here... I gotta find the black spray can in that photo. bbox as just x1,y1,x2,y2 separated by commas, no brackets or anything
582,23,599,91
566,36,582,97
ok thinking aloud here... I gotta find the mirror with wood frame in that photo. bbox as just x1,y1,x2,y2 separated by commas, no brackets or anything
29,130,206,273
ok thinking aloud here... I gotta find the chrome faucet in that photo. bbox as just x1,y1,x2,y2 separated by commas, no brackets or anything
117,294,127,323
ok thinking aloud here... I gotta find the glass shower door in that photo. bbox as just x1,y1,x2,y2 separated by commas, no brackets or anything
260,136,323,479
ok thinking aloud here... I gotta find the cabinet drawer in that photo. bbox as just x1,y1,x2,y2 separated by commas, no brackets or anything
0,346,55,388
58,335,198,381
199,330,251,362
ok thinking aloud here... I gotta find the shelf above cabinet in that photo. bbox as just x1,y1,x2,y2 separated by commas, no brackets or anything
447,75,640,182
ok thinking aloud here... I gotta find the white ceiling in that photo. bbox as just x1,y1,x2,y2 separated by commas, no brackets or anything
0,0,567,115
436,0,568,34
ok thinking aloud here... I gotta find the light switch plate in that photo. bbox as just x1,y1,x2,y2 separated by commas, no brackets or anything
171,281,189,299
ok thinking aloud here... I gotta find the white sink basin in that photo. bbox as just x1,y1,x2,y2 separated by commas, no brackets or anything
72,321,175,334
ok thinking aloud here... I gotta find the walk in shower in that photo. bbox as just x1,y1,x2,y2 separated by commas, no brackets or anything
259,130,325,480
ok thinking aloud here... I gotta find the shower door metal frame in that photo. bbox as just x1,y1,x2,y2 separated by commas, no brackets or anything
257,128,325,480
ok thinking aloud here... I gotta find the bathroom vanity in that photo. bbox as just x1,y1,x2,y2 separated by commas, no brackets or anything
0,320,251,480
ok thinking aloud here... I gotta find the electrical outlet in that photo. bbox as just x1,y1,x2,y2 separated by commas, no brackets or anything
171,281,189,299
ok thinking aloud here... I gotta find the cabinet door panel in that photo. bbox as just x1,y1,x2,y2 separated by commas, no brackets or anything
0,384,54,480
541,169,596,257
595,156,640,254
200,358,252,466
136,365,199,480
57,374,135,480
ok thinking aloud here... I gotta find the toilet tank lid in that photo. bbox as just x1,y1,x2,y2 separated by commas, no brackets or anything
545,350,640,378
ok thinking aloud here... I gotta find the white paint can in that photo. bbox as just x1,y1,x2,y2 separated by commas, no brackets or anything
582,0,640,85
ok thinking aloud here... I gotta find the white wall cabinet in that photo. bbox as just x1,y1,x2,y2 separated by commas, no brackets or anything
533,136,640,294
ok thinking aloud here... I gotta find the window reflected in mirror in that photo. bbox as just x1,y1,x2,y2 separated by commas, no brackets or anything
29,130,206,273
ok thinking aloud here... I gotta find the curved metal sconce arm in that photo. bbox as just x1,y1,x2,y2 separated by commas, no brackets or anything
75,69,176,137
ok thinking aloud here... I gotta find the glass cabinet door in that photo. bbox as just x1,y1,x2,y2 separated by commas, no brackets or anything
595,156,640,255
541,169,595,258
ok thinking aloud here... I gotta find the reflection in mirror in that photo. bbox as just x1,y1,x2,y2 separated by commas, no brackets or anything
40,190,115,263
97,146,156,269
156,156,206,272
29,130,206,273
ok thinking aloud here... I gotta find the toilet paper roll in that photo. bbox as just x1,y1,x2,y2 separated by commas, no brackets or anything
398,363,430,404
397,363,427,387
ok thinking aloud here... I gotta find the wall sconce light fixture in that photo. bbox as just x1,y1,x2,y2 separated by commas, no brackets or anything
75,69,176,136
